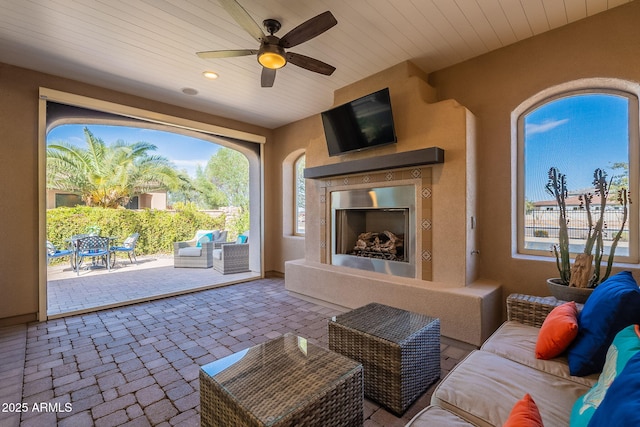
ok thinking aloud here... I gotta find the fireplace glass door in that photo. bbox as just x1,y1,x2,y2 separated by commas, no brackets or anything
334,208,408,262
331,185,416,278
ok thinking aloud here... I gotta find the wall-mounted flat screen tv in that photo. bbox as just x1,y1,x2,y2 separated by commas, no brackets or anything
321,87,397,157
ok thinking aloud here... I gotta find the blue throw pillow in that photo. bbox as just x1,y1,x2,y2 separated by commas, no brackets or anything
567,271,640,376
587,350,640,426
570,325,640,426
236,235,248,244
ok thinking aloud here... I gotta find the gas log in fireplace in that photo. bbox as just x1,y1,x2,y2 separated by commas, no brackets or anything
331,185,416,278
353,230,404,261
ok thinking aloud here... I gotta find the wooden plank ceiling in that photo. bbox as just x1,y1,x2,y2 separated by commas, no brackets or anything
0,0,631,128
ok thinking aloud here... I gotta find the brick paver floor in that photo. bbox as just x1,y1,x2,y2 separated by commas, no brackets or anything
0,278,474,427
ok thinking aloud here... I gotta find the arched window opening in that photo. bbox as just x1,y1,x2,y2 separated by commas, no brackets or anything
295,154,306,235
514,82,639,264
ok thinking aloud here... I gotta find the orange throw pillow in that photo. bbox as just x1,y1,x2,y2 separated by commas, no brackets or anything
535,301,579,359
503,393,544,427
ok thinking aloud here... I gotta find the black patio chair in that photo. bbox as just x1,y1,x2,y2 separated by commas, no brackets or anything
74,236,111,275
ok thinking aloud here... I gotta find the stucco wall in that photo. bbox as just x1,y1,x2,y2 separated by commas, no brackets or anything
0,63,270,325
267,115,323,274
427,0,640,299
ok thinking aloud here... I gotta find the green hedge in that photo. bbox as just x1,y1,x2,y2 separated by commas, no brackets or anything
46,206,225,255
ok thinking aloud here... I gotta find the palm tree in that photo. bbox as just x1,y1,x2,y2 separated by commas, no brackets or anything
47,127,183,208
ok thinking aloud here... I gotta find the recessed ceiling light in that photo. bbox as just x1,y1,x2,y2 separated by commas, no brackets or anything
182,87,198,96
202,71,219,80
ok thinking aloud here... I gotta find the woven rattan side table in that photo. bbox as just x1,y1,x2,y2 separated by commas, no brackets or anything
200,333,364,427
328,303,440,415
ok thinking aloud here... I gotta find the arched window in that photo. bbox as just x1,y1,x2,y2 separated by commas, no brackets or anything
514,80,640,263
294,154,306,235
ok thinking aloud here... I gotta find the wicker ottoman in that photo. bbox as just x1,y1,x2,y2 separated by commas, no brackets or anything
200,333,364,427
329,303,440,415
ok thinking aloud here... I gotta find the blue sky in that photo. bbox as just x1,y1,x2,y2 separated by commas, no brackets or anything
47,124,221,178
524,93,629,202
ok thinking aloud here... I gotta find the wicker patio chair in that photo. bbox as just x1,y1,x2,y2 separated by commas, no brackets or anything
212,232,249,274
173,239,214,268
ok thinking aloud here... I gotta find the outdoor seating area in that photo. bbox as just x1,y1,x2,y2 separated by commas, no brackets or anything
1,278,474,426
7,3,640,427
174,229,228,269
47,232,141,275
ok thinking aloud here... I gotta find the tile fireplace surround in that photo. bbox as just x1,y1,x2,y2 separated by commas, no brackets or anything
319,166,433,281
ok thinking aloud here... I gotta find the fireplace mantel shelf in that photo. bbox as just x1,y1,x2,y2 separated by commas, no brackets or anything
303,147,444,179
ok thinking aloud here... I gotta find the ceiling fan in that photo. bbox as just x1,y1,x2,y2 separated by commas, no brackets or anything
197,0,337,87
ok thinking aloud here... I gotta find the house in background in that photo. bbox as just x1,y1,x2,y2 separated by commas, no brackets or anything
532,194,615,211
46,189,167,210
1,1,640,337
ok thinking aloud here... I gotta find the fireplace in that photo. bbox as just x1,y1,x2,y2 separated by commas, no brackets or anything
331,185,416,278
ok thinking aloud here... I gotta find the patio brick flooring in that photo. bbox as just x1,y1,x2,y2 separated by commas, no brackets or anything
0,278,474,427
47,255,259,317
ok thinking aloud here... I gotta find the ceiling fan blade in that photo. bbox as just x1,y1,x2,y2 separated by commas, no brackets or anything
261,67,276,87
197,49,258,59
286,52,335,75
280,11,337,48
218,0,266,42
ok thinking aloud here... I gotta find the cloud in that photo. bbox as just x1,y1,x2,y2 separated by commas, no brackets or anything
525,118,569,135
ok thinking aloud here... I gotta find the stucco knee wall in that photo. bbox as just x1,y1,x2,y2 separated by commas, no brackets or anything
284,259,502,347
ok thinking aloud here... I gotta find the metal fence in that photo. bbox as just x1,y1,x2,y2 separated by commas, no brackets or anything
524,209,629,241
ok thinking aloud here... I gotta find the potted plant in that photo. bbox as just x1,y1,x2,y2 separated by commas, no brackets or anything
545,167,629,302
86,225,102,236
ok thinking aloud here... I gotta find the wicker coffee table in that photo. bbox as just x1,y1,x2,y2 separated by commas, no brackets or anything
328,303,440,415
200,333,364,426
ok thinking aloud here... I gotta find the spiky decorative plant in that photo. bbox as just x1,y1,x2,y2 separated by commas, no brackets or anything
546,167,629,288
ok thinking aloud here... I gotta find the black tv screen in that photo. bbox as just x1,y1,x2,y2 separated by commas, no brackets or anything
321,87,397,157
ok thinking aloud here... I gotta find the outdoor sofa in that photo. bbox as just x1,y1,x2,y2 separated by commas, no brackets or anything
407,271,640,426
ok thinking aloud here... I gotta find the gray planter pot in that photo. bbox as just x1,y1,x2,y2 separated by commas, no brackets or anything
547,278,594,304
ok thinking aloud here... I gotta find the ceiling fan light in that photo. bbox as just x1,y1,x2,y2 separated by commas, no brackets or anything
258,44,286,69
202,71,219,79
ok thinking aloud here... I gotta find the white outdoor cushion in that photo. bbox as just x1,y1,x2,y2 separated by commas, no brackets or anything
481,321,598,387
407,405,475,426
432,350,589,427
212,249,223,260
178,247,202,257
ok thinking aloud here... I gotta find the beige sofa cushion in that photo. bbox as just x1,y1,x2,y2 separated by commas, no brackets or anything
432,350,590,427
481,321,598,388
407,405,477,426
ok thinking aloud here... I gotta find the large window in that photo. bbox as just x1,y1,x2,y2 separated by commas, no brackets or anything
516,86,639,262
